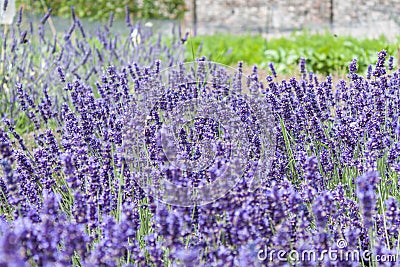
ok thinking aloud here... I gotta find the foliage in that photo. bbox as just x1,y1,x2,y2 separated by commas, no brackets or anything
16,0,187,21
264,30,399,75
187,31,399,75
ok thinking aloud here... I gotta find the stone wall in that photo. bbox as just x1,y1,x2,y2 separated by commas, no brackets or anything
183,0,400,37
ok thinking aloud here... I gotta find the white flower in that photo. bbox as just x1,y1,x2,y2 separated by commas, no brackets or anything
131,28,141,47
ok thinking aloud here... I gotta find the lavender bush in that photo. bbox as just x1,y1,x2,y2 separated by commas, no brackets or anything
1,5,400,267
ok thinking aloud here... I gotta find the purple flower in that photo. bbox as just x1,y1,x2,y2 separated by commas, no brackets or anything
125,5,131,27
349,58,358,73
269,62,277,78
312,191,335,229
300,57,307,79
373,50,387,77
356,171,380,228
366,64,373,79
3,0,8,11
40,8,52,25
388,56,394,71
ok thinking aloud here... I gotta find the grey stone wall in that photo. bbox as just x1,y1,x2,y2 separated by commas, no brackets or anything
183,0,400,38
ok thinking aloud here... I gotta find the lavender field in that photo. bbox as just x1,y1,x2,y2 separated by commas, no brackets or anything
1,6,400,267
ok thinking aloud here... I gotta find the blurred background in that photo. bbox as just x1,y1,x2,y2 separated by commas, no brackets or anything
1,0,399,75
4,0,397,39
187,0,400,40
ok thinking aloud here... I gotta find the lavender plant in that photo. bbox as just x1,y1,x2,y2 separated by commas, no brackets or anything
1,5,400,267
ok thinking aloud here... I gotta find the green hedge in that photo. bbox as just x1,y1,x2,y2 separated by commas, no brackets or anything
17,0,187,21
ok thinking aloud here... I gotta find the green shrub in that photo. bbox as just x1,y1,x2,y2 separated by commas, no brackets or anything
186,31,400,75
264,30,399,75
17,0,187,21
